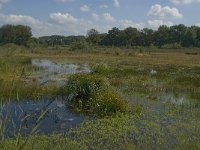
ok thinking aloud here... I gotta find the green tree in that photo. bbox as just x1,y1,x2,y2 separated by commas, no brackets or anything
141,28,154,47
195,27,200,47
169,24,187,45
101,27,122,46
0,24,32,46
0,24,15,44
154,25,170,47
122,27,141,47
87,29,101,45
14,25,32,46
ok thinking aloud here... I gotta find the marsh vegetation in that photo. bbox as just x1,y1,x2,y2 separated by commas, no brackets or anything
0,44,200,150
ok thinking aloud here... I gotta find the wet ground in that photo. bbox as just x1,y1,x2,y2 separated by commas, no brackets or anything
1,59,92,137
1,58,199,140
32,59,91,86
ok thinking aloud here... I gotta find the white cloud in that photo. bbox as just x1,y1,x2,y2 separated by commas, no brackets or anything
49,12,78,24
102,13,116,22
0,13,47,36
99,5,108,9
0,0,9,9
119,19,145,29
196,23,200,27
0,0,9,3
114,0,120,7
80,5,90,12
92,13,99,21
48,12,110,35
148,4,183,20
55,0,75,2
0,12,111,36
0,14,42,26
147,19,173,28
147,4,181,29
171,0,200,5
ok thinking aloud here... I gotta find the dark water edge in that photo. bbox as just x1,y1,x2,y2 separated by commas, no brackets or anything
0,96,90,137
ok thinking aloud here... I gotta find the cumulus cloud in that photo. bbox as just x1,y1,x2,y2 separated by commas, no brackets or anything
92,13,99,21
147,19,173,28
48,12,110,35
99,5,108,9
80,5,90,12
102,13,116,22
148,4,183,20
0,13,48,36
147,4,183,28
0,12,87,36
171,0,200,5
0,12,111,36
119,20,145,29
114,0,120,7
49,12,78,24
0,13,42,26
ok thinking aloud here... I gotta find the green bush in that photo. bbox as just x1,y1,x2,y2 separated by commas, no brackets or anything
92,89,128,116
92,63,112,74
70,42,88,51
161,43,182,49
60,74,128,116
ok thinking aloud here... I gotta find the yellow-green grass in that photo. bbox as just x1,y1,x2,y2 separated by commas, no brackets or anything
0,56,58,99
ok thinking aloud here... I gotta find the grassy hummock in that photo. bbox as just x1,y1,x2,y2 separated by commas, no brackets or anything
60,74,128,117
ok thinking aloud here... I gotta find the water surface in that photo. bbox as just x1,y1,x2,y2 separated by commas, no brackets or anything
1,97,88,137
32,59,91,85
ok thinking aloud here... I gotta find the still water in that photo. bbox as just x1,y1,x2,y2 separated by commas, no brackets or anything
32,59,91,85
0,59,92,137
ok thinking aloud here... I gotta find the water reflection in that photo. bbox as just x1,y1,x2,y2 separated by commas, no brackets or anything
1,97,87,137
32,59,91,86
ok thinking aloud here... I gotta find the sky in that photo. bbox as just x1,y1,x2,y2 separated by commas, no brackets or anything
0,0,200,37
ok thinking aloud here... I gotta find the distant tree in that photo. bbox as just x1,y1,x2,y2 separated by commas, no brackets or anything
154,25,170,47
182,26,198,47
0,24,15,44
195,27,200,47
14,25,32,46
101,27,122,46
38,35,86,46
0,24,32,46
87,29,101,45
122,27,141,46
141,28,154,46
169,24,187,45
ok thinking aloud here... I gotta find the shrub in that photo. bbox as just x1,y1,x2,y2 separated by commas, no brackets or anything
92,89,128,116
60,74,128,116
91,63,112,74
70,42,88,51
161,43,182,49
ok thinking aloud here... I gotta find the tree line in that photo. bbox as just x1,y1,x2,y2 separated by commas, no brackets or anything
1,24,200,48
87,25,200,48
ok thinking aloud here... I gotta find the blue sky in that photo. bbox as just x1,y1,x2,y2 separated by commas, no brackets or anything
0,0,200,36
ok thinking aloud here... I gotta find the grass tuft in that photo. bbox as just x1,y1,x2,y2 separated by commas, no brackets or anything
60,74,128,116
